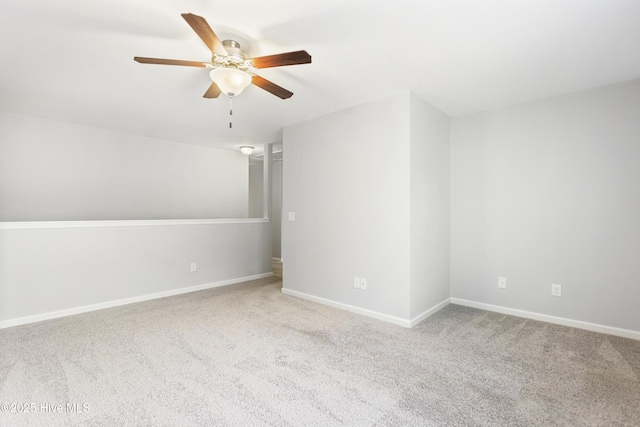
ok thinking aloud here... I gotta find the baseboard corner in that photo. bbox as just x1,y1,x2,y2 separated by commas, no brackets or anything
409,297,451,328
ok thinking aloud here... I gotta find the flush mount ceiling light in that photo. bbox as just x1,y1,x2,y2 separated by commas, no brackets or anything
133,13,312,129
239,146,254,155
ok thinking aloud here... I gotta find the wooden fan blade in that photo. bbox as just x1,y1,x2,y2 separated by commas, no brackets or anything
203,82,221,98
252,75,293,99
134,57,206,67
250,50,311,69
181,13,228,56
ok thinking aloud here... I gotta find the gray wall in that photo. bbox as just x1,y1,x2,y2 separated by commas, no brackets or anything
282,91,452,323
0,111,272,326
248,157,282,258
409,93,451,317
0,111,248,221
0,221,272,323
248,162,264,218
282,92,412,320
451,79,640,332
271,159,283,259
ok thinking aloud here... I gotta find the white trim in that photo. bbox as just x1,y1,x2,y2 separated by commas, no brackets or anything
409,298,451,328
272,257,283,262
282,288,412,328
0,218,269,230
0,272,273,330
451,298,640,341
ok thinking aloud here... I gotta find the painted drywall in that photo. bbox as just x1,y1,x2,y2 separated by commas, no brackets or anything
0,221,272,323
282,92,411,320
272,159,283,259
451,79,640,332
409,93,451,318
248,162,263,218
0,111,248,221
248,155,282,257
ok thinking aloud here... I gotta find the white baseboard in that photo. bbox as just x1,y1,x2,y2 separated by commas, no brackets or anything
451,298,640,341
0,272,273,330
281,288,411,327
281,288,450,329
410,298,452,327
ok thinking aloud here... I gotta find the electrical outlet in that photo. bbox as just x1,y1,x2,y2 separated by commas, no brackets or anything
190,262,197,272
360,278,367,290
498,277,506,289
552,283,562,297
288,212,296,221
353,276,361,289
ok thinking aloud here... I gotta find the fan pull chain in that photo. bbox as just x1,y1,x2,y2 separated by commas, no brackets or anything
229,97,233,129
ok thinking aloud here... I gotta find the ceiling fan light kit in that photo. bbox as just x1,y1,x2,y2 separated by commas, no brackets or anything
209,68,251,97
133,13,311,128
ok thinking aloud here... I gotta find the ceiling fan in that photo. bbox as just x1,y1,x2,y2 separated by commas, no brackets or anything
134,13,312,126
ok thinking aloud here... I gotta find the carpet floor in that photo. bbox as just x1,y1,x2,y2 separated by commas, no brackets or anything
1,276,639,426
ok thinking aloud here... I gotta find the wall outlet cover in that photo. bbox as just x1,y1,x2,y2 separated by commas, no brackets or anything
353,277,361,289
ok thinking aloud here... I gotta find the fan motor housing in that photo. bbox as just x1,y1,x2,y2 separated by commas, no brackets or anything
216,39,249,66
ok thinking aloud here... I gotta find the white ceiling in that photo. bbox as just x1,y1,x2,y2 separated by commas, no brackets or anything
1,0,639,153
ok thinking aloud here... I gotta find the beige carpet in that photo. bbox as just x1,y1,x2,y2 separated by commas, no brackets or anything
1,276,639,426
